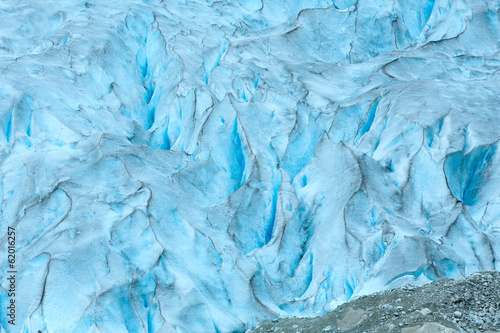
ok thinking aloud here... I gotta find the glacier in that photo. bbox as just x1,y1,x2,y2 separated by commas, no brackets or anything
0,0,500,332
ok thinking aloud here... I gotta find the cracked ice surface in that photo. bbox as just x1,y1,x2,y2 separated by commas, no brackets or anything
1,0,500,332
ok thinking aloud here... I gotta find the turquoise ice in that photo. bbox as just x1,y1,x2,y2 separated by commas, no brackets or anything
0,0,499,332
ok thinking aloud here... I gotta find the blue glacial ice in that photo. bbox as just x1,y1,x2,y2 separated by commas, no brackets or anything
1,0,500,332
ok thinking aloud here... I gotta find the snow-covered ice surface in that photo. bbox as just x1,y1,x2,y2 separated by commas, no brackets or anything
1,0,500,332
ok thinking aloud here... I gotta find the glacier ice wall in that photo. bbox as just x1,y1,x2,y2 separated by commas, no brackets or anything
1,0,500,332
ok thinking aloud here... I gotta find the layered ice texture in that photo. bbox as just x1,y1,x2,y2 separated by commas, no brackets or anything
1,0,500,332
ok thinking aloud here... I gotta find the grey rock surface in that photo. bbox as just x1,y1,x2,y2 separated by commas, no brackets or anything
250,271,500,333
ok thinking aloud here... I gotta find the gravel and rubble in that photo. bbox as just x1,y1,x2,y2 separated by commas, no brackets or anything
249,271,500,333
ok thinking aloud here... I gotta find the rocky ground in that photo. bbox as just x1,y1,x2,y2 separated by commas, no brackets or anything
249,271,500,333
